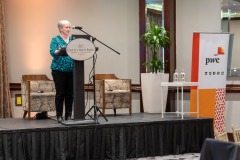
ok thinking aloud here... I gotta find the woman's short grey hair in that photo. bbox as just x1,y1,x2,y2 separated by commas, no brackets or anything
57,20,71,32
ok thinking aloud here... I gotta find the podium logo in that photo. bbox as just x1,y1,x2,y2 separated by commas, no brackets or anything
78,44,84,48
205,46,224,65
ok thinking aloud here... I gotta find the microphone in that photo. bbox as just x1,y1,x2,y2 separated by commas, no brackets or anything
72,26,82,30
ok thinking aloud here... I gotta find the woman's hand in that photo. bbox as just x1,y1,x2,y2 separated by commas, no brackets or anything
54,45,61,55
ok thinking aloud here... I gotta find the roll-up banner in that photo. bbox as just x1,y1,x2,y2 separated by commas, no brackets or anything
190,32,233,134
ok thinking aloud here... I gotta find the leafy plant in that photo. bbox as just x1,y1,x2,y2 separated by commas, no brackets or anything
140,23,171,73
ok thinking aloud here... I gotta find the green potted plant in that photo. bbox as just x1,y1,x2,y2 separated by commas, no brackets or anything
140,23,171,113
140,23,171,73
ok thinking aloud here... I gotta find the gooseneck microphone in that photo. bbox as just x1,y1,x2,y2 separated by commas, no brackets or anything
72,26,82,30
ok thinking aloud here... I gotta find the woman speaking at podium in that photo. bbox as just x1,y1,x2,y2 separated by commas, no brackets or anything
50,20,73,123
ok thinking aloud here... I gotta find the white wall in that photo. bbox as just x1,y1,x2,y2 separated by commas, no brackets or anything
176,0,222,81
5,0,140,118
4,0,140,84
5,0,224,85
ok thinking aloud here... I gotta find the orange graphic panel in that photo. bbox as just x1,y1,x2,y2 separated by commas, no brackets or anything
190,89,216,118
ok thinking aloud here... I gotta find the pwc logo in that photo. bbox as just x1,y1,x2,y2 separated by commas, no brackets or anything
205,47,224,65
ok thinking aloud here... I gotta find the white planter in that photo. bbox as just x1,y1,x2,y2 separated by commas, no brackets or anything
141,73,169,113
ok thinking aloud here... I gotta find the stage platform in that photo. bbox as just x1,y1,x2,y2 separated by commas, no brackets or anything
0,113,213,160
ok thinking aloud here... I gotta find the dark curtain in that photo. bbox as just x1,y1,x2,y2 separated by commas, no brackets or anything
0,119,213,160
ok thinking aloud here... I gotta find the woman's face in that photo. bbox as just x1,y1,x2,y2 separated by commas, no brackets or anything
60,23,71,35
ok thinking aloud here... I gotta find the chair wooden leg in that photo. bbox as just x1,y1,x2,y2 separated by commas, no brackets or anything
103,108,105,115
129,107,132,116
23,111,28,118
27,81,31,119
113,109,116,116
28,111,31,119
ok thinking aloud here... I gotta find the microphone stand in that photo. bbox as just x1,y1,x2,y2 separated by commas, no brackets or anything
74,27,120,55
73,27,120,122
85,51,108,123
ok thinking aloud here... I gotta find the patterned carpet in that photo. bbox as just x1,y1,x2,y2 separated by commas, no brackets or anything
135,153,200,160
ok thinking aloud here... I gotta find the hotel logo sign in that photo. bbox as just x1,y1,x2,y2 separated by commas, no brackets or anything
66,38,96,61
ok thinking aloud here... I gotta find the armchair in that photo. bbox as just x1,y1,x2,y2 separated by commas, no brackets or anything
215,127,229,142
94,74,132,116
231,125,240,144
21,75,56,119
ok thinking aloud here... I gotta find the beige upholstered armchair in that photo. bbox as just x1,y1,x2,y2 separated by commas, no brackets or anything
95,74,132,116
21,75,56,119
215,127,229,142
231,125,240,144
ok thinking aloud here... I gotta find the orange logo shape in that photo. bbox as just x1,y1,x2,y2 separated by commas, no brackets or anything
214,46,224,56
218,47,224,54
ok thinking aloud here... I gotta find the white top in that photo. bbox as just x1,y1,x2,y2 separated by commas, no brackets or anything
161,82,198,87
